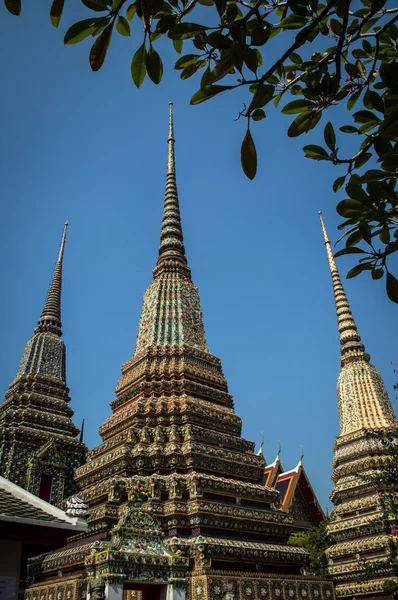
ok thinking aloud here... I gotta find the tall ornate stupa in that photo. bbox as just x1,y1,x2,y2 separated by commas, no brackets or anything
24,106,335,600
0,223,86,507
319,212,398,599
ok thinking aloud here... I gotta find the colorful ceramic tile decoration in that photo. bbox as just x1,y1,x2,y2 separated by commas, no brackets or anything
0,223,86,507
319,213,398,598
22,104,335,599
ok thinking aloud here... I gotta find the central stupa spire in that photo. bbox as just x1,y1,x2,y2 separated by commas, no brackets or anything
156,102,188,272
133,104,207,355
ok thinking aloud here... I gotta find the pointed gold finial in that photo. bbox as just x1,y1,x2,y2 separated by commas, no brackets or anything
277,440,282,458
299,445,304,466
318,211,367,366
256,431,264,457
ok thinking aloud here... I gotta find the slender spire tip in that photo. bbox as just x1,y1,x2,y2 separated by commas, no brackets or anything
58,222,68,263
167,101,175,173
35,222,68,336
319,212,366,364
154,103,188,273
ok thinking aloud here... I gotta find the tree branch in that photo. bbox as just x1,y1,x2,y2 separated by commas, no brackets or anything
333,137,374,165
247,0,338,115
334,0,350,90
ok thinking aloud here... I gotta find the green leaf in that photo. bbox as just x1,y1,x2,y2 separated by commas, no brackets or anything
280,14,308,29
362,39,372,53
380,62,398,92
64,19,99,44
200,66,214,88
126,3,136,19
289,52,302,64
131,42,147,88
360,169,387,183
346,178,371,205
175,54,199,69
81,0,109,9
346,264,369,279
180,62,201,80
116,15,130,36
89,22,113,71
282,99,313,114
243,46,258,74
329,18,341,34
173,39,183,53
340,125,358,134
207,32,232,49
386,272,398,303
155,14,177,33
241,129,257,180
251,22,270,46
355,152,372,170
379,228,390,244
252,109,266,121
211,58,234,83
347,90,361,110
190,84,233,104
336,199,367,218
379,107,398,139
147,45,163,84
353,110,380,124
358,222,372,245
372,268,384,280
214,0,226,18
303,145,331,160
4,0,21,15
252,84,274,109
168,23,209,40
367,90,384,113
334,247,367,258
50,0,64,27
288,110,321,137
333,176,345,192
324,122,336,151
374,137,392,158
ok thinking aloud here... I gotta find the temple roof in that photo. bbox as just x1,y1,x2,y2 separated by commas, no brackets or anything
0,476,87,531
274,460,324,524
264,454,283,488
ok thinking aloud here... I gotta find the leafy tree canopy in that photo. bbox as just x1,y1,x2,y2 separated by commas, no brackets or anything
3,0,398,301
288,520,329,573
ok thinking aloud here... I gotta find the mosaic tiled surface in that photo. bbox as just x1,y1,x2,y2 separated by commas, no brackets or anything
319,213,398,598
0,224,86,506
25,109,332,597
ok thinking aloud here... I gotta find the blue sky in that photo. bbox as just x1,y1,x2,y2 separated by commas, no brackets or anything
0,1,396,511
